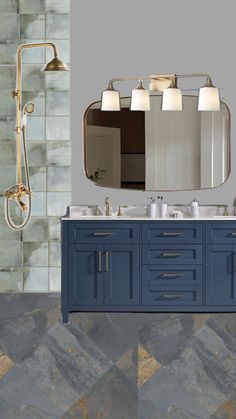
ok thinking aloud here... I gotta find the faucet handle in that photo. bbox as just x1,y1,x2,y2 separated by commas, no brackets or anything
117,205,128,216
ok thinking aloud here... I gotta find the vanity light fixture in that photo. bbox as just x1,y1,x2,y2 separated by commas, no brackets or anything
4,42,68,231
101,81,120,111
130,79,150,111
161,76,183,111
100,73,220,112
198,76,220,111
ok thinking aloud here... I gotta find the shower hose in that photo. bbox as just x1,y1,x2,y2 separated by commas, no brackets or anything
4,126,32,231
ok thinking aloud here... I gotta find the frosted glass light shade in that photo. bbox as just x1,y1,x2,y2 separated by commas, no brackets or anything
101,90,120,111
131,88,150,111
162,88,183,111
198,86,220,111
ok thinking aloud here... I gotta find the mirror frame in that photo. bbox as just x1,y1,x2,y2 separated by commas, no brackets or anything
83,95,231,192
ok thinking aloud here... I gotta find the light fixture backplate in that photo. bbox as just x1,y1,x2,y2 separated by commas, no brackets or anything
149,74,174,92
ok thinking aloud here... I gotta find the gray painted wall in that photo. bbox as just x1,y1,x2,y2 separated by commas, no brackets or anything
71,0,235,208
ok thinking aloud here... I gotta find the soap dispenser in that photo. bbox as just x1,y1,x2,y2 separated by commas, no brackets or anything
149,197,157,218
191,198,199,218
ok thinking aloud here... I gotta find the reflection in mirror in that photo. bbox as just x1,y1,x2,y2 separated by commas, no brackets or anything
84,96,230,191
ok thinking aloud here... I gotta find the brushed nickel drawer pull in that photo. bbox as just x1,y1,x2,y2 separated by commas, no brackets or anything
94,232,114,236
98,251,102,272
161,273,183,277
105,251,109,272
230,233,236,236
160,294,183,300
161,253,183,257
161,232,183,236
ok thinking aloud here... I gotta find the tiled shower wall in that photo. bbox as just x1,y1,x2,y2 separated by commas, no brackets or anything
0,0,70,292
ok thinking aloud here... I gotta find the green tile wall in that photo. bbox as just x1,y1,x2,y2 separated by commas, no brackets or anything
0,0,70,292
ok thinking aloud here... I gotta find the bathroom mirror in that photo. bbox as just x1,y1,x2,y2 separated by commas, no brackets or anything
84,96,230,191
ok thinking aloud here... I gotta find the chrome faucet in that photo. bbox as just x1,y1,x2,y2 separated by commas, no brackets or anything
104,197,112,216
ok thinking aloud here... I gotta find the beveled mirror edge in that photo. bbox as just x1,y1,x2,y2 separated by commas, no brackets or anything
83,96,231,192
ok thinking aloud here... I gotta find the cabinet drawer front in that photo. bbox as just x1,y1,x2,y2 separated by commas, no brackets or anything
142,244,202,265
142,223,202,244
142,285,202,305
68,223,139,243
206,223,236,244
142,265,202,286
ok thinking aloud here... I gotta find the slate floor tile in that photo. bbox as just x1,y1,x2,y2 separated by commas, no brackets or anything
206,314,236,356
0,365,62,417
0,293,60,322
22,343,79,413
140,367,211,419
0,351,14,378
71,312,138,362
0,294,60,362
0,395,12,419
138,344,161,387
138,398,159,419
168,344,225,414
65,322,113,372
1,405,60,419
1,294,236,418
116,346,137,386
139,314,195,366
209,396,236,419
191,325,236,395
62,366,137,419
22,322,113,411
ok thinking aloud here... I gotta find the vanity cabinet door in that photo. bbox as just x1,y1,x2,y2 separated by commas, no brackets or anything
206,244,236,305
104,244,140,306
68,244,104,306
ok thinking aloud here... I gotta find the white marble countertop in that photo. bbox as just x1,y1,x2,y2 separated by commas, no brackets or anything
61,205,236,221
61,215,236,221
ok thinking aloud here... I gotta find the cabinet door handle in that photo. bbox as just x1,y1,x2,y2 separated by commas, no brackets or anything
161,253,183,257
161,232,183,237
159,294,183,300
94,232,114,236
230,233,236,236
98,252,102,272
105,251,109,272
161,273,183,278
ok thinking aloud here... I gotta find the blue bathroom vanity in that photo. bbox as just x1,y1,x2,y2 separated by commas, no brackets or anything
61,217,236,323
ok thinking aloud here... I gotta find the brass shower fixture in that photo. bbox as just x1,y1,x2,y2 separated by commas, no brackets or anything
4,42,68,231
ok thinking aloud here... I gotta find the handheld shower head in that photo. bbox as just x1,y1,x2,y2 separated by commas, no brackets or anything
22,102,35,127
24,102,35,114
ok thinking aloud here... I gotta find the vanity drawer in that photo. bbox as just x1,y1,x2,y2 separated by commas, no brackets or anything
68,222,139,243
142,265,202,286
142,285,202,306
206,223,236,244
142,244,202,265
142,223,202,244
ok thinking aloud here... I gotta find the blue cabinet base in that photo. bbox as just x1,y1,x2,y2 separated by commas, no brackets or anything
61,220,236,319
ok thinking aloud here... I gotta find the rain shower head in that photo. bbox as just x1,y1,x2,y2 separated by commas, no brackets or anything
42,57,69,72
